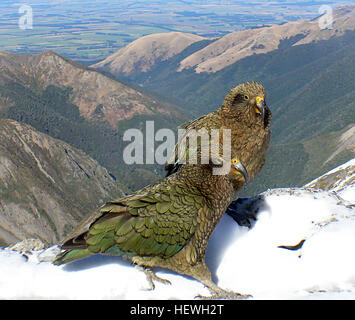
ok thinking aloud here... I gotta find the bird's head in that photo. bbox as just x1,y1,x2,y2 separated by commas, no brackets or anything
220,81,271,128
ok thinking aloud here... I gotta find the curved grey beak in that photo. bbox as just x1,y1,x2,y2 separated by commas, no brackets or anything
233,160,249,184
256,99,266,120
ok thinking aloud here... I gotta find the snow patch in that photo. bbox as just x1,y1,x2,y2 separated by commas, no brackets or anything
215,188,355,299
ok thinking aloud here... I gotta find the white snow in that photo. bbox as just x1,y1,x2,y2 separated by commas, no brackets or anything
0,246,210,299
214,188,355,299
0,168,354,300
339,185,355,202
319,158,355,178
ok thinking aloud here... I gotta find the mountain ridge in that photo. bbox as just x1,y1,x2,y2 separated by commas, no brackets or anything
95,6,355,76
0,50,184,128
93,31,206,76
179,5,355,73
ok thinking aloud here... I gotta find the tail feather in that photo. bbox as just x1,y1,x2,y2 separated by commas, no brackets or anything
53,248,93,265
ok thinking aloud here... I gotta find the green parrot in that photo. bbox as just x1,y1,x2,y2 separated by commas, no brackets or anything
54,156,249,299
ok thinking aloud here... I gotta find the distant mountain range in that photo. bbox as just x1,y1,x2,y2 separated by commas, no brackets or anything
93,6,355,195
96,6,355,76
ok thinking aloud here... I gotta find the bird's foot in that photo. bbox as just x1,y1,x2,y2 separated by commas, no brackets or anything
135,265,172,291
196,288,251,300
196,279,252,300
226,197,263,228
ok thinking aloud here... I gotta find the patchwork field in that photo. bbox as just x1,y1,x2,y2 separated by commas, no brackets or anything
1,0,353,62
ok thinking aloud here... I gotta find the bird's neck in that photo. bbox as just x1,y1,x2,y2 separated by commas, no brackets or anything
178,164,234,202
218,106,260,129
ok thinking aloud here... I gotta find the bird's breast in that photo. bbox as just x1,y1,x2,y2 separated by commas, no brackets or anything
232,127,270,180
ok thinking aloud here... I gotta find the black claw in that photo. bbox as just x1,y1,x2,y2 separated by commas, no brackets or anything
226,206,251,227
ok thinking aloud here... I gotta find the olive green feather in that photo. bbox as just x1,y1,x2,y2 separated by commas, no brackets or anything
53,249,93,265
54,174,204,265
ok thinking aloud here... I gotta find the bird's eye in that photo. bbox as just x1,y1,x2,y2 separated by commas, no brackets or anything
244,94,249,100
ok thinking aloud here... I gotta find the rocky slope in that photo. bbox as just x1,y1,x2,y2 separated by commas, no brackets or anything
0,51,183,128
0,118,125,247
93,32,205,76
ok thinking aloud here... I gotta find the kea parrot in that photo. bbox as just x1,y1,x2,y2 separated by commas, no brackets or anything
165,81,272,225
54,156,250,299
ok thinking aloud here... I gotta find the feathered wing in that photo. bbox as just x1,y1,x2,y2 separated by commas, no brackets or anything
165,111,222,176
54,179,205,265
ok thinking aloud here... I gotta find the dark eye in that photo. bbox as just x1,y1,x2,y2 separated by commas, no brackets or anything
232,93,249,105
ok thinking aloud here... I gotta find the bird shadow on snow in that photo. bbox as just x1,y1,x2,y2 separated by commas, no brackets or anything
62,252,196,283
62,254,132,272
61,252,196,287
61,249,191,282
61,196,268,286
